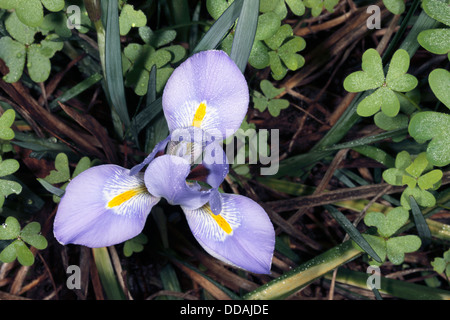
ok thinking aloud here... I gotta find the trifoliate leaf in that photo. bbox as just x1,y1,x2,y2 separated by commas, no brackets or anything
417,169,443,190
286,0,306,16
409,111,450,167
374,111,409,131
123,233,148,257
422,0,450,26
418,29,450,57
386,235,421,265
385,49,417,92
260,80,284,99
0,37,26,83
4,11,37,45
14,240,34,266
382,0,405,15
206,0,234,20
0,216,20,240
41,0,65,12
14,0,44,27
344,48,384,92
400,186,436,210
119,4,147,36
364,207,409,238
44,153,70,184
255,11,280,41
20,221,47,250
248,40,270,69
268,99,290,117
0,109,16,141
264,24,293,50
405,152,428,178
0,159,20,177
428,68,450,110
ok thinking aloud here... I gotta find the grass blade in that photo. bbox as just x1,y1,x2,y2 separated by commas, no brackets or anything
192,0,244,54
92,247,126,300
328,268,450,300
104,0,130,131
230,0,259,72
49,73,103,110
409,195,432,247
324,205,382,263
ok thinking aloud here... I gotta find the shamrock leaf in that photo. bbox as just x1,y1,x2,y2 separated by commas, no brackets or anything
260,0,305,18
0,216,20,240
123,43,173,96
304,0,339,17
119,4,147,36
20,221,48,250
422,0,450,27
0,158,22,207
40,154,92,203
344,49,417,117
0,217,47,266
123,233,148,257
386,235,422,265
0,0,65,27
431,249,450,278
409,111,450,167
0,11,63,83
0,239,34,266
364,207,409,238
428,68,450,110
253,80,290,117
382,0,405,15
418,29,450,59
44,153,70,184
383,151,442,210
0,109,16,141
261,24,305,80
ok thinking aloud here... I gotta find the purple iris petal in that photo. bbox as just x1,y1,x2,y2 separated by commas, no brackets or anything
54,165,160,248
130,135,171,175
202,141,229,189
144,155,211,210
162,50,249,140
182,194,275,274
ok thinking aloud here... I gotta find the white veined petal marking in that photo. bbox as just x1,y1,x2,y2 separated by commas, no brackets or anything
188,201,241,242
103,170,152,216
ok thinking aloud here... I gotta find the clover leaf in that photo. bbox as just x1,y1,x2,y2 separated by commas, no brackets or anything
123,233,148,257
253,80,290,117
261,24,306,80
409,112,450,167
0,157,22,207
382,0,405,15
304,0,339,17
0,216,47,266
361,208,422,266
119,4,147,36
365,207,409,238
0,0,64,27
429,68,450,110
0,11,63,83
344,49,418,117
383,151,442,209
41,153,92,203
431,249,450,279
0,109,16,141
123,43,173,96
418,0,450,60
260,0,305,18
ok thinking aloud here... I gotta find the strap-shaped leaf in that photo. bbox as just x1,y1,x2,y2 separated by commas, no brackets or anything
325,205,382,262
409,195,431,246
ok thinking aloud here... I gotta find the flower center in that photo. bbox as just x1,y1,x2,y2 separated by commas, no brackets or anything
107,186,147,208
192,101,207,128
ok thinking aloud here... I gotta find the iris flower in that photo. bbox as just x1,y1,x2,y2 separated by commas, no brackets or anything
53,50,275,274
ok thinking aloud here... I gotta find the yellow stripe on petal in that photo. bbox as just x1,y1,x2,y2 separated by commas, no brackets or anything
206,205,232,234
192,101,207,128
107,186,147,208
